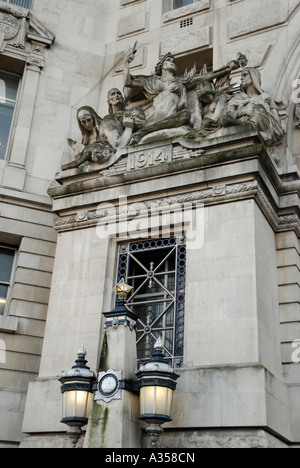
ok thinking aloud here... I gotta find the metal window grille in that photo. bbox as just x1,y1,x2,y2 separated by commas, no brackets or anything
1,0,33,9
117,237,186,367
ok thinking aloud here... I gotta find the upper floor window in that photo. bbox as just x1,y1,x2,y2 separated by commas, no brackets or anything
0,71,19,160
1,0,33,8
0,246,16,316
117,237,186,367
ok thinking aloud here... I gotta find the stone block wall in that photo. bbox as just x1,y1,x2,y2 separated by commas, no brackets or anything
276,232,300,381
0,197,56,447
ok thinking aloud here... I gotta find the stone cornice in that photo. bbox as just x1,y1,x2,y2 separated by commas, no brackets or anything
50,141,264,199
50,132,300,237
52,179,300,236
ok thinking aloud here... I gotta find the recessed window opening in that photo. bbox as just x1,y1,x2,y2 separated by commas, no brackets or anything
117,238,186,367
175,48,213,77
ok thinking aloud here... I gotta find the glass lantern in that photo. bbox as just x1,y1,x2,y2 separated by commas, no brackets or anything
59,345,96,447
136,338,180,446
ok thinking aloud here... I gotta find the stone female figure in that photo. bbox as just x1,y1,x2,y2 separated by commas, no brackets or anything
124,52,191,143
63,106,104,170
68,106,102,152
62,91,142,171
227,68,286,146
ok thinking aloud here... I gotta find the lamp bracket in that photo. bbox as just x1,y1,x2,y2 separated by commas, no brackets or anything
119,379,140,395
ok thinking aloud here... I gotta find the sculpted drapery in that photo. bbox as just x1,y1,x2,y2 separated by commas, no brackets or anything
62,49,286,171
226,68,286,146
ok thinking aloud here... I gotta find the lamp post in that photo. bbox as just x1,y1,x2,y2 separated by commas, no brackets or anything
59,345,96,448
136,338,180,448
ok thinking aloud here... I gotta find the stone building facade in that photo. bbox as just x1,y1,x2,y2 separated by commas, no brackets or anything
0,0,300,449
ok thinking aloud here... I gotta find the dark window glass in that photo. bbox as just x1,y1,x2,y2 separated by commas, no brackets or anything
0,247,16,316
0,72,19,160
173,0,194,9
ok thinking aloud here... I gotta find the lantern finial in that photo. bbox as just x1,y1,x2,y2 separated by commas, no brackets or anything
154,336,163,351
113,278,133,300
77,344,87,357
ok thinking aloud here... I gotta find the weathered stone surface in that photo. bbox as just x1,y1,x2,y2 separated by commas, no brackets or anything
156,429,288,449
2,0,300,450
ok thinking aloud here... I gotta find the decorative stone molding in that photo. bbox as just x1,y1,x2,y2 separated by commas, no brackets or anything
0,5,54,61
53,178,300,236
0,6,27,51
26,49,45,70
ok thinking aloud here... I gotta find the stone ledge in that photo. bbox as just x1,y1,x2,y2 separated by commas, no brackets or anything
52,127,263,193
0,316,18,334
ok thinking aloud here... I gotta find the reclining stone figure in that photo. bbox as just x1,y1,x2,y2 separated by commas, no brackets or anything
62,89,145,171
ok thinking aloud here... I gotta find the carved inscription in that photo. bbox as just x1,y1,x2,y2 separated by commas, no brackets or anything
127,146,172,171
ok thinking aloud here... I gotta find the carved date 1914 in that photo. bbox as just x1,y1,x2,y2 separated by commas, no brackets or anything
127,146,172,171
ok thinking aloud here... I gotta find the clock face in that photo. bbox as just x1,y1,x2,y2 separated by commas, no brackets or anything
95,369,122,403
98,373,119,397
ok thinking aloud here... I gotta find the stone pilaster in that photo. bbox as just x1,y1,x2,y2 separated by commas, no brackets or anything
84,305,141,448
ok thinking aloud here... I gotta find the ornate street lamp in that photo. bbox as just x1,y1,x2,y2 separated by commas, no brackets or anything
59,345,96,448
58,282,180,449
136,338,180,447
113,277,134,299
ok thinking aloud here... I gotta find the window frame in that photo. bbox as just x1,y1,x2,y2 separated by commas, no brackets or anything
0,244,17,317
0,0,33,9
172,0,199,10
0,69,21,162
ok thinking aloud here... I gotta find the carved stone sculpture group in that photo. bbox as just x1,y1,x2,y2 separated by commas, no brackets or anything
62,47,287,172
